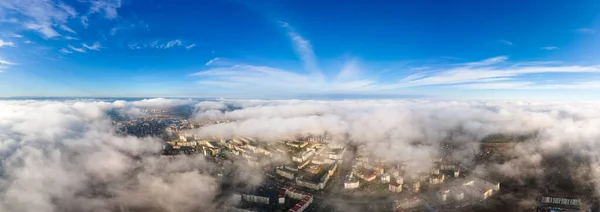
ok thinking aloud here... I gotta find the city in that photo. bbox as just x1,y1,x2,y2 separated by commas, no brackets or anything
112,105,587,212
1,0,599,211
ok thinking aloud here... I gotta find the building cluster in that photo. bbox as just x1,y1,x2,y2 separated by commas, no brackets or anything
344,146,408,193
344,174,360,189
147,111,516,212
274,136,341,190
163,132,284,170
286,162,338,190
223,193,272,212
536,194,583,211
295,173,327,190
112,105,213,138
332,144,506,211
541,196,581,206
223,185,316,212
389,181,402,193
279,186,314,212
434,177,500,205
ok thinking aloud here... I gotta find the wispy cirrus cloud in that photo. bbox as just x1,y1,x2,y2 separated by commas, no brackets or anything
110,20,149,36
68,45,86,53
0,0,78,38
575,28,596,34
186,44,196,49
88,0,121,19
83,42,102,51
192,63,381,95
0,40,15,48
205,58,220,66
0,58,16,65
161,40,182,49
59,24,77,34
0,0,122,38
191,56,600,96
127,39,193,50
0,58,17,72
454,81,536,90
64,42,102,53
59,48,73,54
464,56,508,67
540,46,559,50
498,39,514,46
397,57,600,87
279,21,322,79
455,81,600,90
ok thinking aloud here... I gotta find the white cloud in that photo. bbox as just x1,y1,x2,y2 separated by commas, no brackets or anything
63,36,79,40
540,46,559,50
0,58,16,71
25,22,60,38
110,20,150,36
59,48,73,54
57,2,77,17
59,24,77,34
161,39,182,49
9,34,22,38
109,27,119,35
129,40,191,50
576,28,596,34
82,42,102,51
0,0,78,38
1,0,122,38
2,98,600,210
68,45,86,53
499,39,513,46
189,99,600,194
454,81,535,89
0,100,238,212
334,59,361,81
80,16,89,28
536,81,600,89
205,57,219,66
0,65,9,72
0,58,16,65
88,0,122,19
0,40,15,48
0,17,19,23
464,56,508,67
192,64,379,95
130,98,195,108
398,56,600,87
192,56,600,96
279,21,322,79
127,43,142,50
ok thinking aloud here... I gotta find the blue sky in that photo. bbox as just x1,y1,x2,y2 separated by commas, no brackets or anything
1,0,600,99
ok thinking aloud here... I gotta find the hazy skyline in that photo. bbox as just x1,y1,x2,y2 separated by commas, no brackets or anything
1,0,600,100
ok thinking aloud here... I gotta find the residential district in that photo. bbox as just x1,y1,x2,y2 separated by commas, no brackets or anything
112,108,585,212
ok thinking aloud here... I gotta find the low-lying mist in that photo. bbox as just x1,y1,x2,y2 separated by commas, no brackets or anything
1,98,600,211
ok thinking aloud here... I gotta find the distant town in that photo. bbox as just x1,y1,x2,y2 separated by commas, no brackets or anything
112,107,585,212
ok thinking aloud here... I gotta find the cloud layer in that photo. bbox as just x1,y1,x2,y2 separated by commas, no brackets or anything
191,99,600,202
3,98,600,211
0,99,232,212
